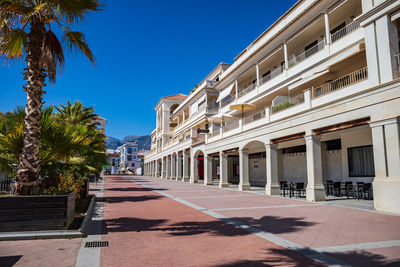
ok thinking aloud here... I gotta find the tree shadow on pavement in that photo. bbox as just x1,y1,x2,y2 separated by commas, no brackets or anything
103,217,167,233
0,256,22,267
106,187,167,192
97,195,163,204
210,248,323,267
165,215,315,237
324,250,400,267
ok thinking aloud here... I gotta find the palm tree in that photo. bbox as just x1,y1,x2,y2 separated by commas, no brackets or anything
0,0,101,194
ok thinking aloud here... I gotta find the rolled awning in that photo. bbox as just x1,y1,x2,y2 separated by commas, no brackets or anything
288,67,329,90
216,83,235,103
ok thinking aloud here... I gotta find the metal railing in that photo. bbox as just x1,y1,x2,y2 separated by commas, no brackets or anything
261,67,284,85
238,83,256,98
331,21,360,43
271,93,305,114
312,66,368,98
0,179,12,193
223,118,239,132
396,54,400,72
243,110,266,125
288,40,325,68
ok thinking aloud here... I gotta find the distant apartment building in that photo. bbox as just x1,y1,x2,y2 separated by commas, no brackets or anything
106,149,120,174
145,0,400,214
119,141,141,171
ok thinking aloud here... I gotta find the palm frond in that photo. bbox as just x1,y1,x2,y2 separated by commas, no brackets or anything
42,29,64,83
62,28,95,63
0,28,26,58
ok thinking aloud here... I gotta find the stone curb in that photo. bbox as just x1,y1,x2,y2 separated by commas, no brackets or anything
0,195,97,241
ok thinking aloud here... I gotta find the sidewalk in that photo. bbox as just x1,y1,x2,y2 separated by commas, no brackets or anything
97,175,400,267
98,175,323,267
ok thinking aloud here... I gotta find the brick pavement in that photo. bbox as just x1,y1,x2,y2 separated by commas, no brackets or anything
99,175,323,267
109,175,400,267
0,238,82,267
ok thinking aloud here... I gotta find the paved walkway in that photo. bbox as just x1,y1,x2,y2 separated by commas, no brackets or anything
93,175,400,266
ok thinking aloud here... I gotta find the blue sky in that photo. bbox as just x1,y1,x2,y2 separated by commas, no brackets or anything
0,0,297,140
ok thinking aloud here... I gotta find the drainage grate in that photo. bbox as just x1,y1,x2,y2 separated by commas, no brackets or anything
85,241,109,248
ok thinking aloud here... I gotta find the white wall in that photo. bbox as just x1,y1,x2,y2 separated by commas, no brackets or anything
249,157,266,186
282,152,307,183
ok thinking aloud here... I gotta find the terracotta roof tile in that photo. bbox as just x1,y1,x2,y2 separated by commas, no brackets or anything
162,93,186,100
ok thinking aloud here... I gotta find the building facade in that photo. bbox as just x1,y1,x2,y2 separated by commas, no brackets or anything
119,141,141,172
144,0,400,214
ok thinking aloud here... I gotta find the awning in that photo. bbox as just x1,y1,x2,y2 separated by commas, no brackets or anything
216,83,235,103
288,67,329,90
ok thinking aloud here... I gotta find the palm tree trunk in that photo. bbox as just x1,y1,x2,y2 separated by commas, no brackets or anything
15,22,46,195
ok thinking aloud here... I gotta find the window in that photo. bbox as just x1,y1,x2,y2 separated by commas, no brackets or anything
127,148,132,154
131,163,135,168
326,139,341,151
127,155,132,161
348,145,375,177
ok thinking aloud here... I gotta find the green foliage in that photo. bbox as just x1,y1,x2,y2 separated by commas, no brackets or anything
0,101,107,187
272,101,295,113
0,0,101,82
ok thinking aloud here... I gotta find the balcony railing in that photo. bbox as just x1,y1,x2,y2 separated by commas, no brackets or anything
261,66,284,85
271,93,305,114
396,54,400,72
243,110,266,125
192,134,205,145
312,67,368,98
288,40,325,68
223,118,239,132
238,83,256,98
221,95,233,108
331,21,360,43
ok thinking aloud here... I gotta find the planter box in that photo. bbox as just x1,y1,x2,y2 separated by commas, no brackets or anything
0,193,75,232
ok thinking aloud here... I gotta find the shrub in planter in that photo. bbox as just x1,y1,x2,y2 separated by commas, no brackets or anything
43,174,87,199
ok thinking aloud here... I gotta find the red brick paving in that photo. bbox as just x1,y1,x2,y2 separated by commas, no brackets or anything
121,176,400,266
100,176,322,267
0,238,82,267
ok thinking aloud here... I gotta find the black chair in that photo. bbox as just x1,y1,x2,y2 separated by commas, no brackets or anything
333,182,341,197
293,182,306,198
345,181,354,198
325,180,333,196
355,182,365,200
362,183,373,200
280,181,288,197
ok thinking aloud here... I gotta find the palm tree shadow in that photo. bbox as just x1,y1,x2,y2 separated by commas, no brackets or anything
0,256,22,267
324,250,400,267
165,215,315,237
104,217,167,233
106,187,167,192
97,195,163,204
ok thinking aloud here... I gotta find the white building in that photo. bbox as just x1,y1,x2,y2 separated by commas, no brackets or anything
119,141,141,172
145,0,400,214
106,149,120,174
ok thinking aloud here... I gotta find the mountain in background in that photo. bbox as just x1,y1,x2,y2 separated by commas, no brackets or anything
106,135,151,151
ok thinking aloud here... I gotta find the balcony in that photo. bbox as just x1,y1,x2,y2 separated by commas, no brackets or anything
260,67,284,85
243,110,266,125
221,95,233,108
238,83,256,98
312,67,368,98
331,21,360,43
223,118,239,133
192,134,205,146
288,40,325,68
271,93,305,114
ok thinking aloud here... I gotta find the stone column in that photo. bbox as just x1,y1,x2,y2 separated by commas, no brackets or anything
265,143,280,195
204,154,213,185
219,152,229,188
171,155,176,179
190,151,198,183
370,117,400,214
239,149,251,191
283,42,288,70
375,15,400,83
324,12,331,45
176,152,182,180
305,135,325,201
166,156,171,179
161,158,165,179
183,150,189,181
256,64,260,86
